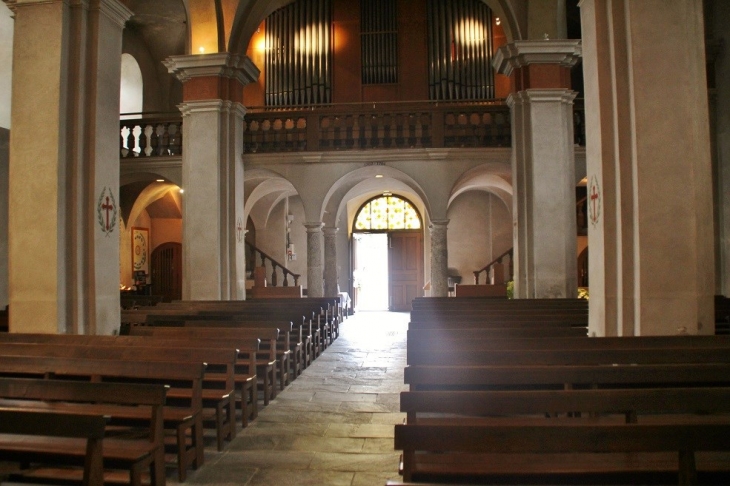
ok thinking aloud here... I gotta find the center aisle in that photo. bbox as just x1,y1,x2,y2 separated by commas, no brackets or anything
176,310,409,486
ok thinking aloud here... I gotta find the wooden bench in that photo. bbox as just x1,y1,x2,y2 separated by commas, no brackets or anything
395,422,730,484
127,326,279,407
0,355,205,482
0,342,237,453
0,408,107,486
0,333,262,429
0,377,166,485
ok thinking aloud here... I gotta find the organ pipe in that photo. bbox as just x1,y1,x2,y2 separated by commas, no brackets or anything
427,0,494,100
264,0,332,106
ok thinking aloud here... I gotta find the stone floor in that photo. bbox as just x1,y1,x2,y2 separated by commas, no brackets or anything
171,310,409,486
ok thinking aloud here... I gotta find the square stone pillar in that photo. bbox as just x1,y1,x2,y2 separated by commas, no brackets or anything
580,0,714,335
494,40,582,299
8,0,131,334
166,54,259,301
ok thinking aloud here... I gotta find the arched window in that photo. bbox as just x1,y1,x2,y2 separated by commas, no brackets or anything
120,53,143,115
354,195,421,231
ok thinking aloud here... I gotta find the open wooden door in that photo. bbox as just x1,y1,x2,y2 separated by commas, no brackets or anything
151,242,182,302
388,230,423,311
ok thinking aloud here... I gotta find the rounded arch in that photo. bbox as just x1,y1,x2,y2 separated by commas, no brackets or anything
126,182,182,230
321,165,432,229
244,168,298,228
353,194,423,232
448,164,513,215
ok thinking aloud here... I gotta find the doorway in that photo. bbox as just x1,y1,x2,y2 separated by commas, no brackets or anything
353,233,389,311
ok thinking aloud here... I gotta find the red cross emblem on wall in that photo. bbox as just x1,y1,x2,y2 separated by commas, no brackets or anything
97,187,118,236
588,176,601,226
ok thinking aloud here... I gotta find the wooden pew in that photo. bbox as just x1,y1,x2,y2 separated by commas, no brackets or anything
0,355,205,482
404,362,730,392
395,422,730,484
0,342,237,453
0,377,166,485
0,408,107,486
127,326,280,406
0,333,261,429
407,346,730,367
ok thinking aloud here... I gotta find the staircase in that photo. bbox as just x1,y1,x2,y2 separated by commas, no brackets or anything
246,241,302,298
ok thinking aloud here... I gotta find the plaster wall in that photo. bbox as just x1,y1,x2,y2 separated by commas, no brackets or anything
151,218,182,251
0,128,8,308
447,191,512,284
0,2,12,129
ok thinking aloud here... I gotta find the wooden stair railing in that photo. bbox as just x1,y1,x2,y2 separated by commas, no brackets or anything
473,248,513,285
245,241,300,287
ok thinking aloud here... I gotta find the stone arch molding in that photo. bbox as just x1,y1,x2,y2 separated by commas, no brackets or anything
448,164,513,215
320,165,432,229
244,168,298,228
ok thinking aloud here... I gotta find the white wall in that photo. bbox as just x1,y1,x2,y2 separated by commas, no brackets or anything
0,2,13,129
447,191,512,283
120,53,143,115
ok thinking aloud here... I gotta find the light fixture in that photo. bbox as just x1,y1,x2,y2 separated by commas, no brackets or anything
198,46,205,53
375,174,383,178
495,17,501,26
156,179,165,182
383,191,392,196
179,189,185,194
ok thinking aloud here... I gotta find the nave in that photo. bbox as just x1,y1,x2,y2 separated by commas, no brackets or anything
169,311,407,486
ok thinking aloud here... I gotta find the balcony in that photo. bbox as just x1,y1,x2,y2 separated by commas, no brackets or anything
119,100,586,158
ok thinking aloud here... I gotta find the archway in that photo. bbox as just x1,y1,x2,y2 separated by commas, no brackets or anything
352,194,423,312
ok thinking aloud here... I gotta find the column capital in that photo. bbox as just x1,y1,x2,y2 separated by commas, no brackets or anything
323,226,339,236
178,99,246,119
304,221,324,232
164,53,260,85
429,219,450,228
494,40,581,91
493,40,582,76
506,89,578,108
95,0,133,28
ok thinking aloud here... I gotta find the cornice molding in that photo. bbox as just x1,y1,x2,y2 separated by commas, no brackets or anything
95,0,133,28
493,40,582,76
164,53,260,86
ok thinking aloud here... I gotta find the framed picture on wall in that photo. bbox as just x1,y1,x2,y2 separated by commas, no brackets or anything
131,227,149,277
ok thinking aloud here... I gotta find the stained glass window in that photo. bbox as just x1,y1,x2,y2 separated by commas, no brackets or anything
354,195,422,231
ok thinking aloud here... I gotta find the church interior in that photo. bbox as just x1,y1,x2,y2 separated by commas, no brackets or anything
1,0,730,484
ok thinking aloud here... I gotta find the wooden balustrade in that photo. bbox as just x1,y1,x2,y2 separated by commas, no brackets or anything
119,102,586,158
245,241,300,288
120,114,182,158
473,248,513,285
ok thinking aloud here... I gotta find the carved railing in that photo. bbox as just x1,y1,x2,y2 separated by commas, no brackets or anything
120,113,182,158
119,101,586,159
473,247,514,285
246,241,300,287
242,100,513,153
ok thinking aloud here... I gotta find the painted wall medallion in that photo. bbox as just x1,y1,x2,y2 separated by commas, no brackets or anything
97,186,118,236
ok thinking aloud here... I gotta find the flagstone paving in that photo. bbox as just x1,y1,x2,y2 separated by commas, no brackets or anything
172,310,409,486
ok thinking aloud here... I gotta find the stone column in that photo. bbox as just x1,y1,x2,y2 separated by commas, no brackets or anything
305,222,324,298
494,40,581,299
323,227,339,297
8,0,131,334
429,219,449,297
165,54,259,301
580,0,714,335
